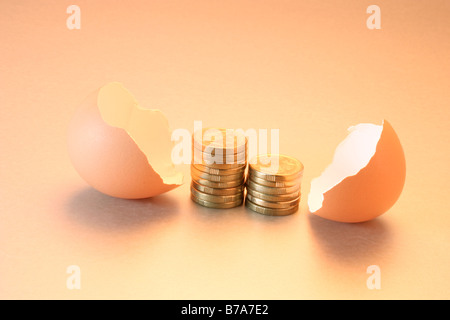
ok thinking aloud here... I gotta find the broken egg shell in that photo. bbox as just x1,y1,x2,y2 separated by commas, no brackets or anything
309,120,406,223
68,86,182,199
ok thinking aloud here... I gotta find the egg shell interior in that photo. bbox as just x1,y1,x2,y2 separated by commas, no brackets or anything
308,120,406,223
68,83,183,199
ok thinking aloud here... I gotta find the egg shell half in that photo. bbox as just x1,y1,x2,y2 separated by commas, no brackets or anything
310,120,406,223
68,85,182,199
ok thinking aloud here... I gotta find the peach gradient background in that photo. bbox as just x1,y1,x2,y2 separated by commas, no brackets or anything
0,0,449,299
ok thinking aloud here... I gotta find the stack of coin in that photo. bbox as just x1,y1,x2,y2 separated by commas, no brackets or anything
191,128,247,209
246,154,303,216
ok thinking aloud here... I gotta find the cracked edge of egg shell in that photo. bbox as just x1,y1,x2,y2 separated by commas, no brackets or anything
307,120,385,213
97,82,183,186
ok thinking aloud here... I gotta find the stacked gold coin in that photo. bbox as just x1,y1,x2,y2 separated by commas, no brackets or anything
246,154,303,216
191,128,247,209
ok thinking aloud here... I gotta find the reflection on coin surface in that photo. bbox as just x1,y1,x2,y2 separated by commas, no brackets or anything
191,194,243,209
195,176,245,188
191,161,247,169
246,179,300,195
248,174,301,188
246,187,300,202
191,185,243,203
192,149,247,164
193,128,247,154
246,193,299,209
249,154,304,181
191,181,245,196
192,164,246,176
191,166,245,182
245,199,299,216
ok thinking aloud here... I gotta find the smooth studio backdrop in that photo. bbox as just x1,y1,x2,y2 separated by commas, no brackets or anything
0,0,449,299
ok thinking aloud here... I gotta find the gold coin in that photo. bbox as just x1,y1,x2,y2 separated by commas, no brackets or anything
191,160,247,169
192,150,248,164
191,166,245,182
192,163,246,176
191,185,243,203
191,194,243,209
249,154,304,182
192,145,247,157
193,128,247,154
246,193,299,209
245,199,299,216
194,176,245,188
191,181,245,196
246,187,300,202
192,157,247,166
246,179,300,195
192,149,247,165
248,174,301,188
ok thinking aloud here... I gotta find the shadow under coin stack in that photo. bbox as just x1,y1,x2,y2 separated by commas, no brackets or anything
191,128,248,209
246,154,304,216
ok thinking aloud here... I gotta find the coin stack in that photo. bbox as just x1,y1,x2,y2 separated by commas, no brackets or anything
245,154,303,216
190,128,248,209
